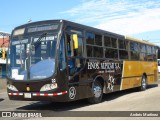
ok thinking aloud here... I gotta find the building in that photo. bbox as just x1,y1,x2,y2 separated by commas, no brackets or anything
0,31,10,78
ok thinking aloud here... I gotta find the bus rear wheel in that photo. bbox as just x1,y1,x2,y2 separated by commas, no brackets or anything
88,80,103,104
140,75,147,91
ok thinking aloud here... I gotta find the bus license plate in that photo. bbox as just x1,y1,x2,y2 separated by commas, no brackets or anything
24,93,31,98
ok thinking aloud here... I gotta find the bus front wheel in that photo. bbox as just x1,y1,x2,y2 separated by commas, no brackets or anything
88,80,103,104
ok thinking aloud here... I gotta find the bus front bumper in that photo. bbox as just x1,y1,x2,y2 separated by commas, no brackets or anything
8,91,68,102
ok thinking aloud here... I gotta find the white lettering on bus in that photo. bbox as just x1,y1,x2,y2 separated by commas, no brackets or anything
88,62,120,70
88,62,99,69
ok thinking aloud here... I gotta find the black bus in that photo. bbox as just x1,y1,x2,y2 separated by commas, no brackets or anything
7,20,158,103
158,49,160,72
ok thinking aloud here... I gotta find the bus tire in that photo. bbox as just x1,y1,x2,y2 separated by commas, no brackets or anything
88,80,103,104
140,75,147,91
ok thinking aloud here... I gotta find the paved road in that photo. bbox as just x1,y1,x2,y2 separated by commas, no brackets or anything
0,82,160,120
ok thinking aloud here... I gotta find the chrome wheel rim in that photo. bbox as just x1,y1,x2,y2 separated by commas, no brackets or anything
142,77,146,88
93,86,102,98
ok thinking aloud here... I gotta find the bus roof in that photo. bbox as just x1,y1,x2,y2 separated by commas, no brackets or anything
63,20,124,38
12,19,159,47
13,19,124,38
13,20,61,30
125,36,157,46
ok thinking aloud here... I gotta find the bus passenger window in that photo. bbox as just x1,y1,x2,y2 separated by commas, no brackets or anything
87,45,93,57
86,32,94,44
147,46,153,61
95,34,102,46
111,38,117,48
93,46,103,58
130,42,140,60
105,48,118,58
119,50,128,59
104,36,111,47
140,44,147,61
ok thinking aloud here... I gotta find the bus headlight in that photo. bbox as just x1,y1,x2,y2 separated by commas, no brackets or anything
7,84,18,91
40,83,58,91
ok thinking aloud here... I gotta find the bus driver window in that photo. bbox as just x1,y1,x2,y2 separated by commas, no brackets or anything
66,33,81,76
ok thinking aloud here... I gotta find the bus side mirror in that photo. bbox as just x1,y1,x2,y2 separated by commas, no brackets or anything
72,34,78,49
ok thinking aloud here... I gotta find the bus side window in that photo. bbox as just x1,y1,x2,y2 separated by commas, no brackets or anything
59,36,66,70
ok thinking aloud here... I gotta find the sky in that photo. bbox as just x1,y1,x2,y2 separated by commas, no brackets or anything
0,0,160,46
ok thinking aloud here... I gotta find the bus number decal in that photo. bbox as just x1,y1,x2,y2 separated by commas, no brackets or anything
69,87,76,99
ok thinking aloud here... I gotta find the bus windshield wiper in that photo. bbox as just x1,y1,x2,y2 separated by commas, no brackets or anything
33,32,47,47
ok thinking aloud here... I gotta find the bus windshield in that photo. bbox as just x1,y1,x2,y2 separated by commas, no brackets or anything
7,32,58,80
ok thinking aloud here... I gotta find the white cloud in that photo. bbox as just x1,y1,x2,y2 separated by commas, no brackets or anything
62,0,160,35
96,8,160,35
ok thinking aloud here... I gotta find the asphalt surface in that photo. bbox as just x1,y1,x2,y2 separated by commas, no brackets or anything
0,80,160,120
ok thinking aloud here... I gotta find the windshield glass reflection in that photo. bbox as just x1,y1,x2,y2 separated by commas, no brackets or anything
7,33,57,80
